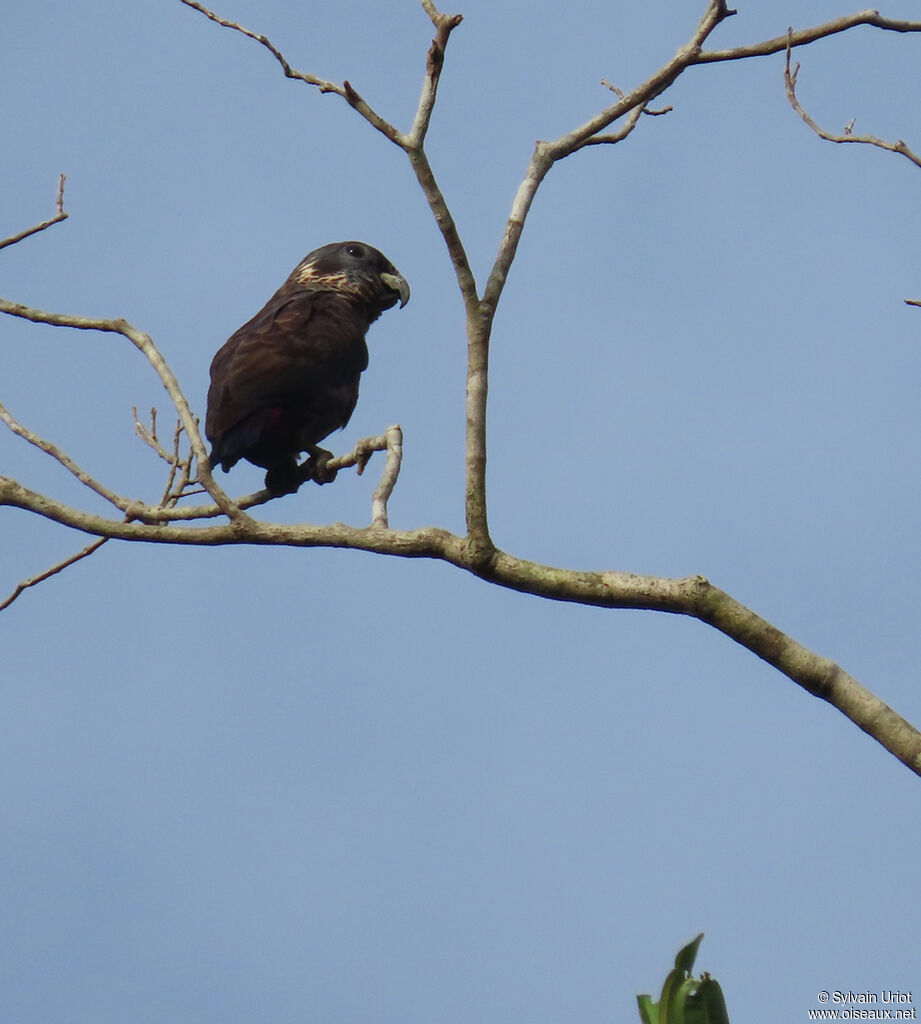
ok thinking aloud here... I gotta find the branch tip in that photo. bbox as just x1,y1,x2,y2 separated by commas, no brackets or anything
0,175,70,251
0,537,110,613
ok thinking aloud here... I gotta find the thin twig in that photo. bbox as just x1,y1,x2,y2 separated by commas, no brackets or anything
584,83,673,146
600,81,673,117
133,406,177,465
579,104,647,148
0,536,109,612
177,0,340,91
177,0,404,144
0,174,68,250
0,298,249,523
32,426,407,525
0,398,135,513
783,29,921,169
162,419,188,504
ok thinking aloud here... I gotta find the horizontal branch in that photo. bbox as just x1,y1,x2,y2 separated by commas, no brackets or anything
695,9,921,64
473,552,921,778
5,462,917,775
0,473,463,555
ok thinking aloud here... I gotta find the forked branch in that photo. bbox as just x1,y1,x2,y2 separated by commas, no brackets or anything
0,174,67,251
0,296,246,522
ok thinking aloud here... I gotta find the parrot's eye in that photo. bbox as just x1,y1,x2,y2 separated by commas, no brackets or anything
346,244,365,259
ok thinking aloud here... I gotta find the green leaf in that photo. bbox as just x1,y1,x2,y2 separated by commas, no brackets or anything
659,968,686,1021
674,933,704,975
637,992,659,1024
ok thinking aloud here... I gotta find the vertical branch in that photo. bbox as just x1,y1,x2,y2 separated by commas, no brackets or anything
409,6,464,147
404,144,488,547
370,424,404,529
463,303,492,555
403,3,492,553
406,149,478,308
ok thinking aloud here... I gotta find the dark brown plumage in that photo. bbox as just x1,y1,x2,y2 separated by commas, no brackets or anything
206,241,409,496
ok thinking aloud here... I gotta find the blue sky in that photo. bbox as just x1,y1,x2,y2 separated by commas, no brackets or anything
3,2,921,1021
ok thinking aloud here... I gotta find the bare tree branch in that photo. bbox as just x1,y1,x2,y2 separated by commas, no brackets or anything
780,28,921,310
0,174,67,250
158,420,193,508
481,0,734,314
695,10,921,64
177,0,341,92
0,421,407,604
408,6,463,148
178,0,404,144
783,29,921,169
470,4,921,552
600,81,673,118
578,103,647,148
5,455,920,774
367,425,403,529
470,0,735,551
134,407,184,470
0,296,248,523
481,3,921,314
0,535,109,612
178,0,475,296
0,398,134,513
481,553,921,775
